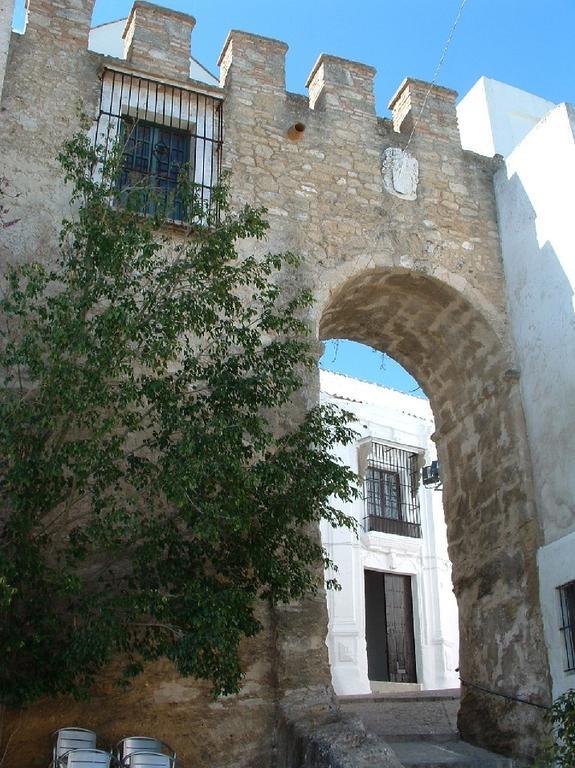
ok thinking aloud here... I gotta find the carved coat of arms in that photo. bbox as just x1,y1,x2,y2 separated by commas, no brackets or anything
382,147,419,201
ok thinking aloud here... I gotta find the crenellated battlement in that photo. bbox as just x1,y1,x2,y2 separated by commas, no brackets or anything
306,54,376,116
4,0,462,140
389,77,459,141
123,1,195,81
24,0,96,44
218,30,288,93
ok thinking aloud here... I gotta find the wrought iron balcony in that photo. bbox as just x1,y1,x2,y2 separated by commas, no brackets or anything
363,443,422,539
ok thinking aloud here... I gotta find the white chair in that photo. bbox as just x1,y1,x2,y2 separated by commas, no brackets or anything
116,737,175,766
58,749,112,767
121,753,174,768
52,728,97,767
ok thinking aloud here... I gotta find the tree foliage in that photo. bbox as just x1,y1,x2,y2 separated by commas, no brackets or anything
0,129,357,707
537,689,575,768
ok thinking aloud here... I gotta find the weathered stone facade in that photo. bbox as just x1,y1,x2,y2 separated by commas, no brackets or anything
0,0,552,764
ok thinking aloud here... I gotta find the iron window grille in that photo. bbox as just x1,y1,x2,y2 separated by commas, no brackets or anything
95,68,223,223
558,580,575,673
363,443,422,538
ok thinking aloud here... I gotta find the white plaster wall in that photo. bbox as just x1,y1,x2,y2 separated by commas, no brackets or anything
493,101,575,702
537,530,575,698
494,103,575,546
457,77,496,158
459,75,575,703
458,76,555,158
190,58,219,87
319,370,459,694
419,482,459,688
89,19,126,59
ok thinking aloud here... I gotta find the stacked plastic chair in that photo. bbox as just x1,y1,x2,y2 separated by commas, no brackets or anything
51,728,177,767
116,737,176,767
52,728,99,767
63,750,113,767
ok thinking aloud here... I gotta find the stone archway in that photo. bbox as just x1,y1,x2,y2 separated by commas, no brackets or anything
317,266,550,758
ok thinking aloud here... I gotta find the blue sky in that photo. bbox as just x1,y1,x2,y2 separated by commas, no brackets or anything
14,0,575,111
12,0,575,396
22,0,573,112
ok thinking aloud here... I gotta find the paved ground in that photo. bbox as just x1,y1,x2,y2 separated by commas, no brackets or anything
338,690,514,767
387,740,513,767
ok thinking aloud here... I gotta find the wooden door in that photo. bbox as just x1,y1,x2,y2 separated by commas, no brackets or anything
364,570,417,683
365,569,389,681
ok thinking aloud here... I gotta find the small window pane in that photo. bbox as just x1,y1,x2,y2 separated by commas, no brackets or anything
120,119,191,222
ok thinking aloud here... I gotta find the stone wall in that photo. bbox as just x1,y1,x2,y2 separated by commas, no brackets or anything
0,0,552,763
3,604,276,767
218,27,551,758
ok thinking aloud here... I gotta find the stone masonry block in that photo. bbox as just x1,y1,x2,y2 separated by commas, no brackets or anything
389,77,459,140
25,0,95,45
218,30,288,93
123,1,195,82
306,54,376,115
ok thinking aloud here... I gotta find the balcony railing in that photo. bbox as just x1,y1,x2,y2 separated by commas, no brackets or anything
362,443,422,539
365,515,422,539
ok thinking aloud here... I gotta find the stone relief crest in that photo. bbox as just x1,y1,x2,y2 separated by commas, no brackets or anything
382,147,419,201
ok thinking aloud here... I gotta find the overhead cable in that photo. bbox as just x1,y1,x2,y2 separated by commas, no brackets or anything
404,0,470,153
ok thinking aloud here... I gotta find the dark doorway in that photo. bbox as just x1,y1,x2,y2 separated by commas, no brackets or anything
364,570,417,683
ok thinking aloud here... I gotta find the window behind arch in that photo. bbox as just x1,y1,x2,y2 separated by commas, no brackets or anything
363,443,422,538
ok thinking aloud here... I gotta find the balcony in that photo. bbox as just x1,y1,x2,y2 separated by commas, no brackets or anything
362,443,422,539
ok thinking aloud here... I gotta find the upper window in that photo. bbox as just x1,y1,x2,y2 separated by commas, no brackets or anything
363,443,422,539
95,68,223,223
558,580,575,673
120,119,192,222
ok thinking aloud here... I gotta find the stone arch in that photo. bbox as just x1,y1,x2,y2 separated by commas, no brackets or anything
318,266,551,758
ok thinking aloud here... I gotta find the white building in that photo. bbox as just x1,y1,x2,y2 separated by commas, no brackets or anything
319,369,459,695
458,78,575,700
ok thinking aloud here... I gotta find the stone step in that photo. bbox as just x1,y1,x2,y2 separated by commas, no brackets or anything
339,693,460,741
370,681,424,695
339,688,461,703
387,740,514,768
338,690,513,766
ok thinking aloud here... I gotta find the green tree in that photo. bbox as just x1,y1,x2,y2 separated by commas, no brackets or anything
0,129,357,707
536,689,575,768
